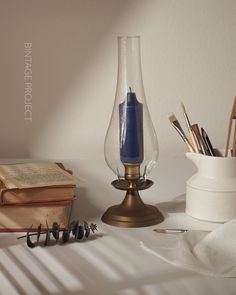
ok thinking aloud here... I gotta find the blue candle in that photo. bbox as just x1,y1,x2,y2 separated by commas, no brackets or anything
119,89,144,164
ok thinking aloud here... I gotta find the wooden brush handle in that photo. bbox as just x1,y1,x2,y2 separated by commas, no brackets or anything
225,116,233,157
184,138,195,153
225,97,236,157
190,128,201,153
232,120,236,157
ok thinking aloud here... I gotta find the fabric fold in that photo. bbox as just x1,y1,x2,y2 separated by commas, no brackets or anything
140,220,236,277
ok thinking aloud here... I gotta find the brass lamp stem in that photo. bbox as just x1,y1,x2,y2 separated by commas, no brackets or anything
124,164,141,180
101,163,164,228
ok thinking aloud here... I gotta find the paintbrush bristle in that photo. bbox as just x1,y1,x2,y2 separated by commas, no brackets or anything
168,112,177,123
154,228,166,233
181,102,186,114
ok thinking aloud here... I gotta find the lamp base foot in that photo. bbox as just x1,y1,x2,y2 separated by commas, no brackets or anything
101,190,164,228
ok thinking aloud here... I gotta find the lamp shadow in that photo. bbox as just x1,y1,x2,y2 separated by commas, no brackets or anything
155,194,186,218
70,187,104,221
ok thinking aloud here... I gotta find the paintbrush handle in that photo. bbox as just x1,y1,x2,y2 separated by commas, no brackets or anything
183,112,191,132
232,121,236,157
201,128,216,156
177,127,195,152
154,228,211,234
225,116,232,157
190,130,200,153
191,124,210,155
171,121,195,152
184,138,195,153
181,105,199,153
225,97,236,157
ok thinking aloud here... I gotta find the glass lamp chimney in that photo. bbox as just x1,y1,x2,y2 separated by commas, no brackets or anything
104,36,158,178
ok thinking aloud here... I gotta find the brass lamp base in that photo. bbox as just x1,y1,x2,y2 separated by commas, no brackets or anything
101,178,164,228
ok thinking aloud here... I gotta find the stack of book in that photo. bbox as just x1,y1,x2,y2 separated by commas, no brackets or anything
0,162,79,231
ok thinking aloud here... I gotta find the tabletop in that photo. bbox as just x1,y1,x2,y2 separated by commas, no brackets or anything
0,157,235,295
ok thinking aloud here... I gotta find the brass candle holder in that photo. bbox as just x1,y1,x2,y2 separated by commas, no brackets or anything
101,164,164,227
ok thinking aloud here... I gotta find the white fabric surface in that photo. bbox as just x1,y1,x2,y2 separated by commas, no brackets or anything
140,220,236,277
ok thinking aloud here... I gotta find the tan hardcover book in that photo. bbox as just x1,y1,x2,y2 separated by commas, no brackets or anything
0,180,75,205
0,200,73,232
0,163,76,205
0,162,79,189
0,162,76,231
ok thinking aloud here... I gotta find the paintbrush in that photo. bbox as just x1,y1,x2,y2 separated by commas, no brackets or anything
201,128,216,156
154,228,211,234
191,124,210,155
168,113,195,152
181,102,200,153
225,96,236,157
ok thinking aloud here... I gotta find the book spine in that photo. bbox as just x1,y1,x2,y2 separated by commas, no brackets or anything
0,199,74,207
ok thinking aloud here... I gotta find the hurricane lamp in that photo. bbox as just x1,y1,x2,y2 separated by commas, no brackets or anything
102,36,164,227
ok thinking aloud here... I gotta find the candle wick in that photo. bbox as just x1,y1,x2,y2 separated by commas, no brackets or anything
129,87,132,93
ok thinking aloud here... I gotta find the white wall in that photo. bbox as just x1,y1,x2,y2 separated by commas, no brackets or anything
1,0,236,160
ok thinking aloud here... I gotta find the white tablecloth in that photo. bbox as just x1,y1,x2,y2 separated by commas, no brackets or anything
0,157,235,295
